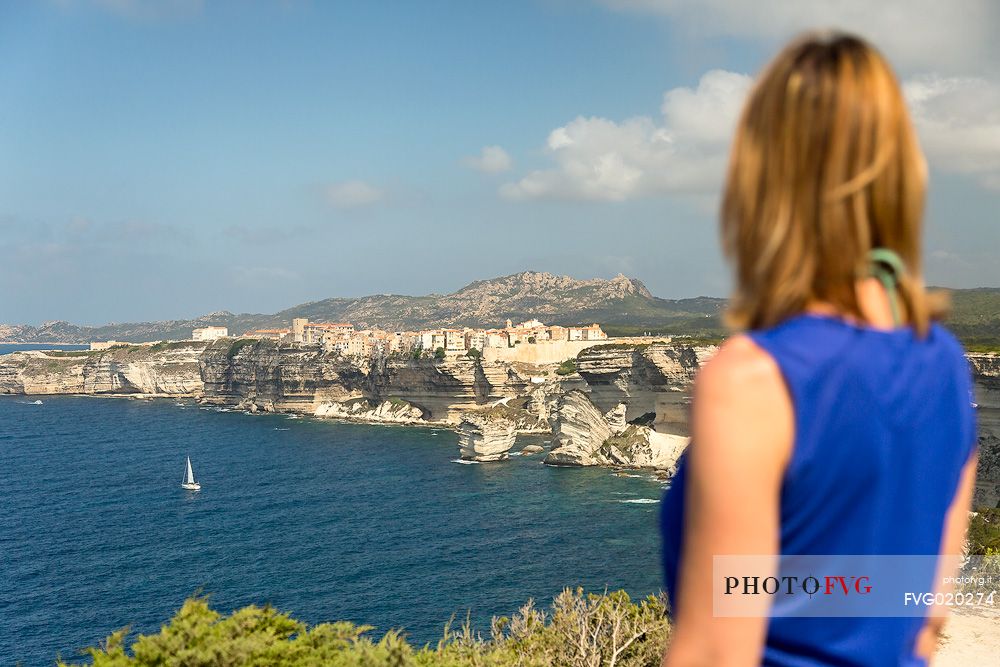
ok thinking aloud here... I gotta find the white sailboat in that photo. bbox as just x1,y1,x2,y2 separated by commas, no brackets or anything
181,456,201,491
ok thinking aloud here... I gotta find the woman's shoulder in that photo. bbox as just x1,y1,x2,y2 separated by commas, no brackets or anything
701,318,852,409
691,333,795,474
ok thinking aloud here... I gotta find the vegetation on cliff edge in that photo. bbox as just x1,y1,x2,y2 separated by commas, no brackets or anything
227,338,258,359
555,359,577,376
969,508,1000,555
60,589,670,667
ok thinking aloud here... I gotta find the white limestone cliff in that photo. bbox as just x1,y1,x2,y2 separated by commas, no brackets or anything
544,390,615,466
544,389,689,470
313,397,426,425
457,410,518,461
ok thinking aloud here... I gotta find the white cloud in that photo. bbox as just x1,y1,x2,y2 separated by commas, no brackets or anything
587,1,1000,194
463,145,513,173
503,67,1000,202
323,180,383,208
501,70,751,201
904,76,1000,190
600,0,998,74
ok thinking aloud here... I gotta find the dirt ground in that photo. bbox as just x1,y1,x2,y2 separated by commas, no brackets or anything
934,609,1000,666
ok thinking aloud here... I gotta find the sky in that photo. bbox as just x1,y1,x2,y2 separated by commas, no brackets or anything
1,0,998,325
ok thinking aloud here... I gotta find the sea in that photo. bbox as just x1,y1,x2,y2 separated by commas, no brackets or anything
0,353,667,666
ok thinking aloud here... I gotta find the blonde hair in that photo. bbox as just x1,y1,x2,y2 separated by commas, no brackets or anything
721,32,943,335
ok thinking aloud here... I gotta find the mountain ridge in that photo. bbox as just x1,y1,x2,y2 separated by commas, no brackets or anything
2,271,998,345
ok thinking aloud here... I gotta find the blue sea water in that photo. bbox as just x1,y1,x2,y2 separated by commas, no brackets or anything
0,395,666,666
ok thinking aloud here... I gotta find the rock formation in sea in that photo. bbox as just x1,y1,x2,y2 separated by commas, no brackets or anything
543,389,690,470
457,408,518,461
314,397,426,424
601,425,689,472
544,390,615,466
455,398,552,461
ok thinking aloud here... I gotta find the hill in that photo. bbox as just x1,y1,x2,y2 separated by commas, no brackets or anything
939,287,1000,350
272,272,723,332
2,272,998,346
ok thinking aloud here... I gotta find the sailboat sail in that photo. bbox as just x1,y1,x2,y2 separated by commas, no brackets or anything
185,457,195,485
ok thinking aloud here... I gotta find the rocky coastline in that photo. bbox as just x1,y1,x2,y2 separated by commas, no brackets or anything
0,338,700,468
2,340,998,501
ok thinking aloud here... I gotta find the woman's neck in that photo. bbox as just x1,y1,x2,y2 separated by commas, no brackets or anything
805,277,898,331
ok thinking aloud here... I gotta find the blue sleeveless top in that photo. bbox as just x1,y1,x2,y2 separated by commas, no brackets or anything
660,313,977,667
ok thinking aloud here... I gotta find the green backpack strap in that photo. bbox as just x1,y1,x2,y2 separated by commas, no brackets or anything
868,247,905,326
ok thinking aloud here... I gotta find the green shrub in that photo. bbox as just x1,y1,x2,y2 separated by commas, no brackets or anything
42,349,102,357
964,344,1000,353
63,589,670,666
150,341,202,352
465,348,481,359
671,335,725,347
227,339,257,359
582,343,644,353
555,359,577,376
434,347,446,360
969,508,1000,555
959,511,1000,596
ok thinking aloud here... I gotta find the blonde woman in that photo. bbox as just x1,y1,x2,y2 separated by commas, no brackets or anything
660,33,978,666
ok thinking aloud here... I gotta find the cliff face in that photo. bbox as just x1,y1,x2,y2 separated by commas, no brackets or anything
367,356,500,422
543,390,690,470
544,390,615,466
199,339,541,424
0,343,208,396
575,342,714,434
969,353,1000,395
314,397,426,424
967,354,1000,507
457,408,518,462
199,340,370,412
0,339,547,424
601,426,689,472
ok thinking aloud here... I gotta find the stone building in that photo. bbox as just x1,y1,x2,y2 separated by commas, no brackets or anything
192,326,228,341
244,328,291,340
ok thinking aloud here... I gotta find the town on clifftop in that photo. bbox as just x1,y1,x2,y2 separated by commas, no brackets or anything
91,317,609,362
